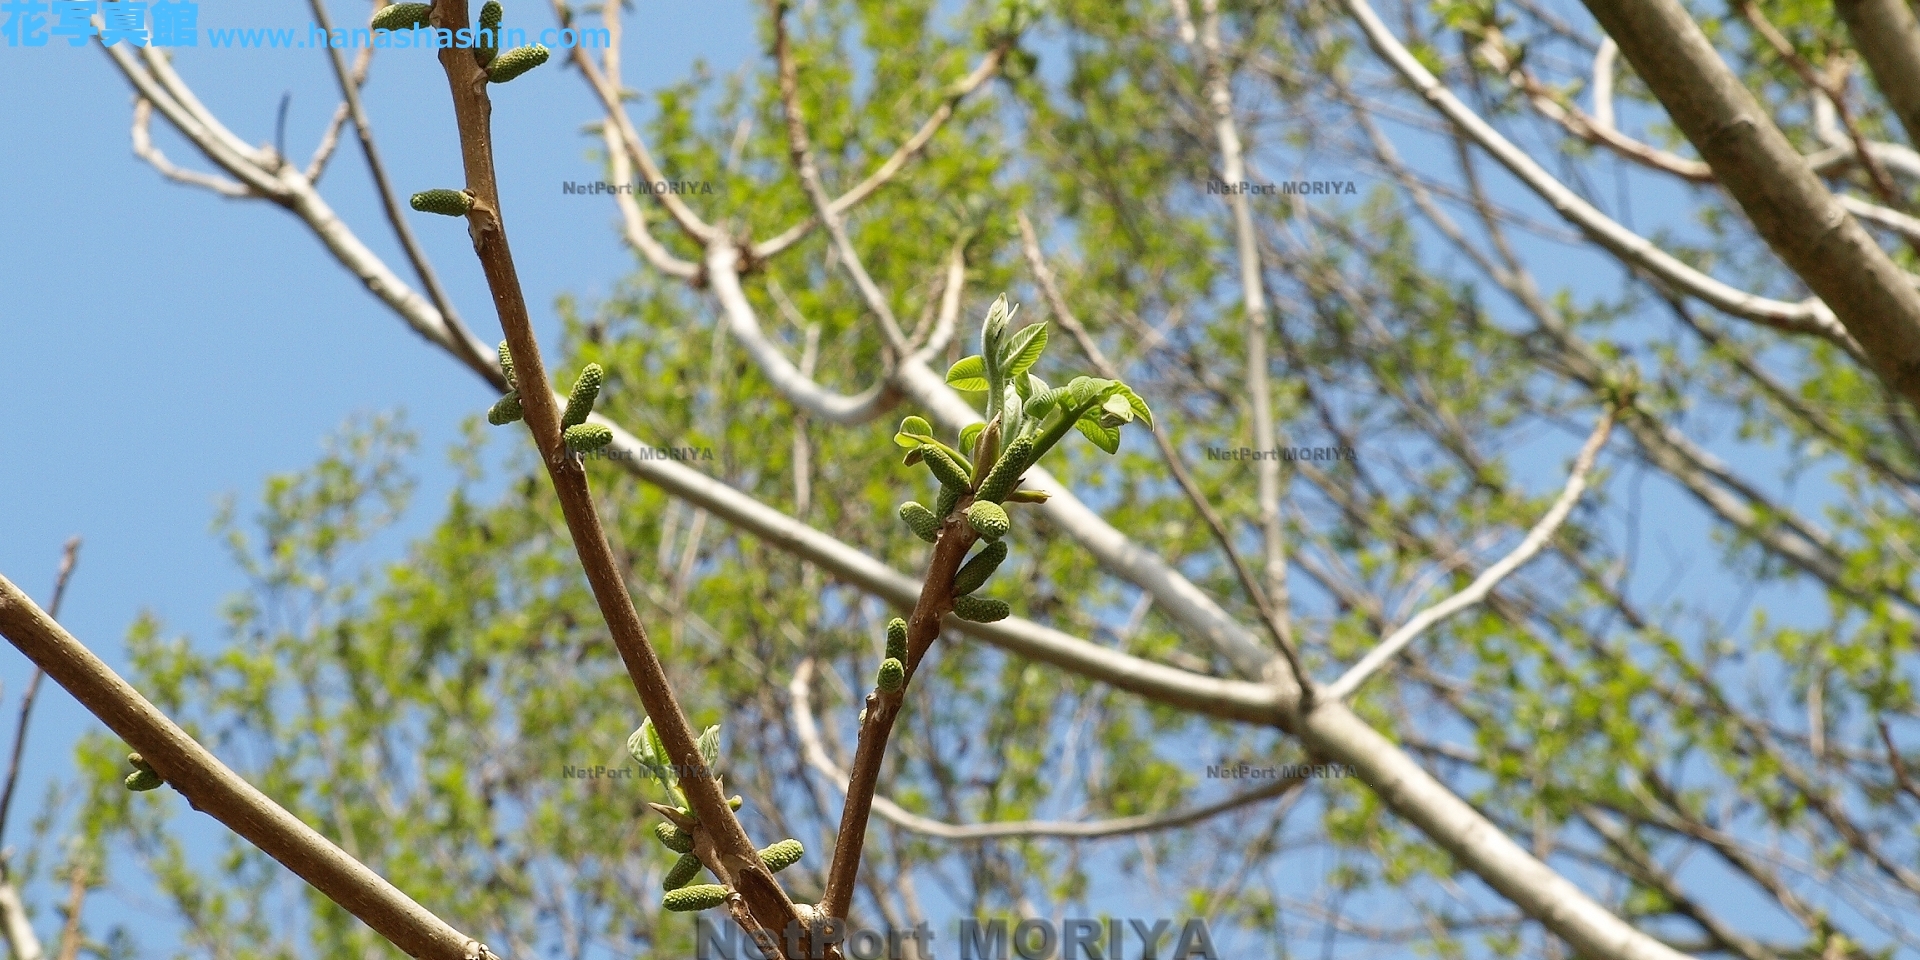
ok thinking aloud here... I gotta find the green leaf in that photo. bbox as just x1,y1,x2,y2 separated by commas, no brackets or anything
959,422,985,453
894,416,936,448
946,355,989,392
696,725,721,774
1110,382,1155,428
1076,415,1122,454
1064,376,1115,410
1002,323,1049,379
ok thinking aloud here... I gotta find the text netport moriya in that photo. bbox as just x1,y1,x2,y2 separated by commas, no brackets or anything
562,179,716,195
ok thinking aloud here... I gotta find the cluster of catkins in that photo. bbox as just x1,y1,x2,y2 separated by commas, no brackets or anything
401,2,551,221
484,341,613,453
626,719,805,914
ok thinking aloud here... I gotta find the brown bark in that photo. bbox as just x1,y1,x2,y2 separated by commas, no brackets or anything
1582,0,1920,408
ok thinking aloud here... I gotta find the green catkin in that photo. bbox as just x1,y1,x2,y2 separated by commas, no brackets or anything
564,423,612,452
952,541,1007,596
886,618,907,660
410,189,473,217
953,594,1010,623
898,501,941,542
975,436,1034,503
663,853,703,891
487,391,523,425
965,501,1010,542
663,884,729,912
934,483,963,520
921,446,972,491
759,839,804,873
371,2,432,31
497,341,516,388
128,752,153,772
125,769,162,792
475,1,503,66
563,363,604,428
487,44,549,83
654,821,693,853
877,658,905,692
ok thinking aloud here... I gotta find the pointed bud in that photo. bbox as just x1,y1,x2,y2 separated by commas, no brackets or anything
953,595,1010,623
965,501,1010,542
898,501,941,543
886,618,908,661
410,189,473,217
952,541,1007,596
663,852,703,890
487,44,550,83
877,657,905,692
663,884,729,912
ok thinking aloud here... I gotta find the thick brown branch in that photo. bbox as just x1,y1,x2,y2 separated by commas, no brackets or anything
0,574,494,960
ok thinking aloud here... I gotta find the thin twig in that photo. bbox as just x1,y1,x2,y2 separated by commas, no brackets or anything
0,537,80,848
310,0,490,377
1016,211,1315,707
0,574,497,960
790,660,1308,840
1878,719,1920,806
425,2,801,951
1325,409,1615,702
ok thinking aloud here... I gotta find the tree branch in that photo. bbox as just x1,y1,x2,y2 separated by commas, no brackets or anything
0,574,497,960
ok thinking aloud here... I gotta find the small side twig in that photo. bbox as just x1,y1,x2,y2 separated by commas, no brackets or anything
1016,211,1315,713
1325,409,1615,702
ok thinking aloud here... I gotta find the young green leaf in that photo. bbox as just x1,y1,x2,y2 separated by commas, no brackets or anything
1075,416,1122,454
946,355,989,392
1001,322,1049,379
696,725,721,775
894,416,936,448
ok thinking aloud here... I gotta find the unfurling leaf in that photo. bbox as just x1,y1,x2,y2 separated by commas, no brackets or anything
953,594,1010,623
759,839,804,873
894,415,935,448
886,618,908,660
946,355,989,392
965,501,1010,542
952,541,1008,595
663,852,703,890
663,884,729,912
696,725,721,775
899,501,941,543
877,657,905,692
410,189,473,217
1001,322,1049,379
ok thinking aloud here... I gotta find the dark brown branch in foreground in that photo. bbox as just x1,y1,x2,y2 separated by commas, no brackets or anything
426,2,803,952
0,574,494,960
0,537,80,848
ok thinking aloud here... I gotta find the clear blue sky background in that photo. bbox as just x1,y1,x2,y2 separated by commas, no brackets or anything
0,0,1846,954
